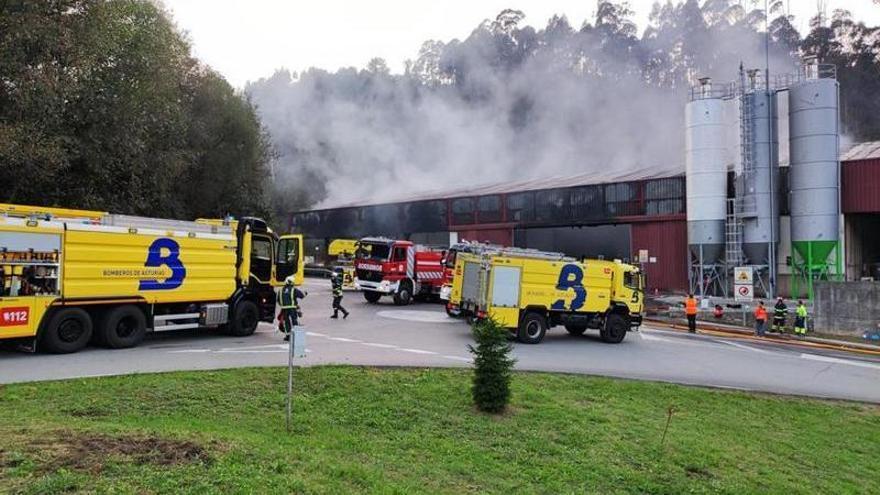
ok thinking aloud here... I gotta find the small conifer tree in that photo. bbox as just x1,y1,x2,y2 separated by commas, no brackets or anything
469,318,516,413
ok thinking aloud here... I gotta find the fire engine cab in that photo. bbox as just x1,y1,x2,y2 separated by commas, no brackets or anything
354,237,444,305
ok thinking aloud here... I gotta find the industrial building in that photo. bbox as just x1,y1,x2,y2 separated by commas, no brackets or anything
289,60,880,297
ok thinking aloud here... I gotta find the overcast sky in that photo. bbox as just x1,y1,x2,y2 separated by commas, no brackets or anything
163,0,880,88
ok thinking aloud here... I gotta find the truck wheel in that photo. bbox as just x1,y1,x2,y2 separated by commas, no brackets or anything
602,314,629,344
363,291,382,303
393,282,413,306
228,300,259,337
98,305,147,349
517,312,547,344
564,324,587,336
40,308,93,354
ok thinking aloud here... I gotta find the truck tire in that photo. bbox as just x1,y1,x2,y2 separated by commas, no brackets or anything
517,312,547,344
40,308,93,354
98,305,147,349
363,291,382,303
602,313,629,344
564,324,587,336
228,300,259,337
393,282,413,306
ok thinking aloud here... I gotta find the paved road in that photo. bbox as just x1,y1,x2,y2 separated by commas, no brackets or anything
3,279,880,403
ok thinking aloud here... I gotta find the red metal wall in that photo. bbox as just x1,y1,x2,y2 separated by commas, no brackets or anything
631,220,688,292
842,159,880,214
453,228,513,246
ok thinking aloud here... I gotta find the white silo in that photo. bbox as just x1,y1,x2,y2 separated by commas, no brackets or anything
686,78,729,295
788,59,841,298
739,70,780,267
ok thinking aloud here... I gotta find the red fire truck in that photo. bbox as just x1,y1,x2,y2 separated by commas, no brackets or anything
354,237,445,305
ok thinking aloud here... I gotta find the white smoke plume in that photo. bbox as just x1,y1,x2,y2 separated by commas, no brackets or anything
246,2,801,210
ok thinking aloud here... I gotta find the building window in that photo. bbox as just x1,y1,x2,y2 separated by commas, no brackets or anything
404,200,447,232
570,185,604,221
478,195,502,223
507,192,535,222
645,177,685,215
452,198,475,224
605,182,640,216
535,189,569,223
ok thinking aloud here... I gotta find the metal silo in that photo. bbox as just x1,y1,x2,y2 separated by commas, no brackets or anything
686,78,729,295
738,70,780,267
788,60,841,298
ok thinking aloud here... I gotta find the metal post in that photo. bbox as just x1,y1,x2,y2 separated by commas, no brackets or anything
765,0,777,299
286,326,295,433
699,245,705,299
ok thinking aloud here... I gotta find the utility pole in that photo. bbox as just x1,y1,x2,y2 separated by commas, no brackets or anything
765,0,777,298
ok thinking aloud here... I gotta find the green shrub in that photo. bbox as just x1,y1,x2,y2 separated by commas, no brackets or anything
468,318,516,413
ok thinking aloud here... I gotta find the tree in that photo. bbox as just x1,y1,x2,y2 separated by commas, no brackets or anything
0,0,271,220
469,318,516,414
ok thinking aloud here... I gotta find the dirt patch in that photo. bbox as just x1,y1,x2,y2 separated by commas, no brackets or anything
685,465,714,479
28,431,210,474
64,406,111,418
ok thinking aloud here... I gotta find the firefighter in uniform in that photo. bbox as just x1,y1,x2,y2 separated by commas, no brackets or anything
330,272,349,319
794,300,808,337
278,276,306,341
772,297,788,334
684,294,698,333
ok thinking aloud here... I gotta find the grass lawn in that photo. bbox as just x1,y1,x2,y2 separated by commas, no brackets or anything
0,366,878,494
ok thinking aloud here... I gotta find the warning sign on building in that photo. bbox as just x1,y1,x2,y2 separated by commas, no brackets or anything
734,266,753,284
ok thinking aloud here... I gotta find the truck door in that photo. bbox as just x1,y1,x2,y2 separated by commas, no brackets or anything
274,235,303,286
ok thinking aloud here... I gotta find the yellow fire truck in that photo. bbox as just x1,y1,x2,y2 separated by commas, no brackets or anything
448,248,643,344
328,238,358,290
0,204,302,353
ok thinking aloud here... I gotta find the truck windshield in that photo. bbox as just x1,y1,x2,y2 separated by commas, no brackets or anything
444,249,458,269
624,270,641,291
358,243,391,262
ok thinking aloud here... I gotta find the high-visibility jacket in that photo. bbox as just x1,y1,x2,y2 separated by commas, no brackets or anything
754,305,768,321
278,285,299,309
331,277,343,297
685,298,698,316
796,305,807,318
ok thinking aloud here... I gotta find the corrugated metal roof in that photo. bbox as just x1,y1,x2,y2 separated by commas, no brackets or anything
319,163,685,210
841,141,880,162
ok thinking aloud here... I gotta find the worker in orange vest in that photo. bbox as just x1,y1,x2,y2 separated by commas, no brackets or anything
684,293,698,333
754,300,768,337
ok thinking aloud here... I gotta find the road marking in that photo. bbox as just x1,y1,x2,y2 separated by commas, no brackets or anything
800,353,880,371
215,348,312,354
398,348,438,355
639,332,681,344
307,332,327,337
329,337,362,343
719,340,775,355
376,310,457,324
361,342,398,349
168,349,211,354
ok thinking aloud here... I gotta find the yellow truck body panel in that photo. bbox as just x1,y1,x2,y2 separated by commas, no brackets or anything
328,238,359,257
62,225,237,304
